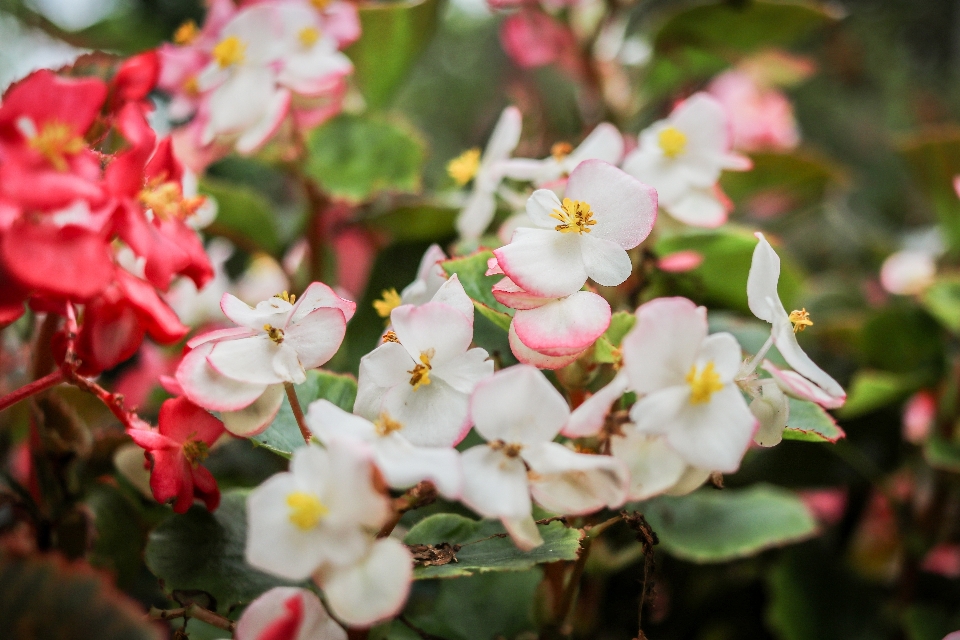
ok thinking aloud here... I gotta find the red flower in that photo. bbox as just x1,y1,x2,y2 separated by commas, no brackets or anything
127,397,226,513
110,50,161,109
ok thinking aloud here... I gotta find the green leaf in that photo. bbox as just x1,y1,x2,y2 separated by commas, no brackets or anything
253,370,358,457
404,513,582,579
858,305,945,376
0,554,162,640
364,204,457,243
441,250,514,315
475,303,511,332
902,604,960,640
923,435,960,473
836,370,917,418
655,226,804,313
593,336,619,365
86,483,149,589
304,114,426,203
921,277,960,332
603,311,636,347
638,484,818,563
345,0,442,109
783,398,845,443
898,128,960,252
145,490,298,611
200,177,281,255
721,151,844,214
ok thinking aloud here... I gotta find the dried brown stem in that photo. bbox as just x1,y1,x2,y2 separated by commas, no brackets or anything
149,604,236,633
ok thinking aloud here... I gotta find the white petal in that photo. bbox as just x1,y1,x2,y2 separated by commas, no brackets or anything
502,515,543,551
525,189,565,229
235,587,346,640
751,380,789,447
565,123,624,170
524,442,629,514
880,249,936,295
483,106,522,164
456,188,496,240
508,322,584,370
290,282,356,324
658,386,756,472
492,277,553,311
459,445,532,519
771,316,846,400
563,373,630,438
177,342,267,411
621,297,706,393
354,342,414,421
429,275,474,321
494,228,587,298
564,160,657,249
283,308,347,371
664,467,711,496
222,383,285,437
578,234,633,287
610,431,688,501
501,158,556,184
207,335,291,385
762,361,845,409
306,399,377,444
390,302,474,366
695,332,743,382
512,291,610,357
400,244,448,305
432,347,493,395
747,232,789,325
374,434,463,498
470,365,569,445
381,378,470,447
621,144,688,207
221,292,292,330
235,87,291,154
319,538,412,628
665,186,729,228
314,438,391,532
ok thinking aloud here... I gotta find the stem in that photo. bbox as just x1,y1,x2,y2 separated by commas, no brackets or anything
742,335,775,377
376,481,438,539
284,382,312,444
0,369,64,413
149,605,236,633
555,536,592,635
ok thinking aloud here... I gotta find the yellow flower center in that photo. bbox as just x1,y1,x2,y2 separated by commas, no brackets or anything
286,492,329,530
174,20,199,45
138,180,206,221
375,413,404,436
28,121,85,172
490,439,523,457
182,75,200,96
382,330,400,344
551,198,596,234
299,27,321,48
658,126,687,158
310,0,331,9
213,36,246,68
373,288,402,318
274,290,297,304
182,436,209,466
789,308,813,333
686,361,724,404
264,324,285,343
551,141,573,162
408,350,434,390
447,148,481,186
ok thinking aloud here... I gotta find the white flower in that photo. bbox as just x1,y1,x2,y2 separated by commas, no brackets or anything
176,284,355,436
273,2,353,97
747,232,845,407
246,439,412,627
746,377,790,447
306,399,462,498
880,249,936,295
620,297,756,472
493,160,657,298
621,93,749,226
354,277,493,447
500,122,625,185
400,244,448,306
450,106,523,240
235,587,345,640
461,365,629,550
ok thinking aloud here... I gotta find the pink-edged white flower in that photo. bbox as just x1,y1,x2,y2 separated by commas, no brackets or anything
306,399,462,498
747,233,845,408
621,93,750,227
494,160,657,298
744,375,791,447
450,106,523,240
177,284,356,437
399,244,448,306
461,365,629,550
246,439,412,628
880,249,936,295
501,123,625,185
355,276,493,447
620,297,756,472
235,587,345,640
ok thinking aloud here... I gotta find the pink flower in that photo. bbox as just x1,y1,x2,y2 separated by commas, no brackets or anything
902,390,936,444
500,9,577,70
127,397,226,513
707,70,800,152
235,587,346,640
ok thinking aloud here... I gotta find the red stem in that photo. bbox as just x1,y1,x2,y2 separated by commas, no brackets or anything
0,369,65,413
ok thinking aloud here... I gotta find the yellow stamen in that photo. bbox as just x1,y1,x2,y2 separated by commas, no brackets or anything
28,121,85,172
138,180,206,220
490,439,523,457
373,289,402,318
213,36,246,68
551,141,573,162
382,330,400,344
299,27,321,47
789,308,813,333
447,148,481,186
658,126,687,158
182,436,209,466
375,413,403,436
310,0,331,9
174,20,199,45
182,75,200,96
286,492,329,530
264,324,285,343
274,291,297,304
550,198,597,234
408,350,434,390
686,361,724,404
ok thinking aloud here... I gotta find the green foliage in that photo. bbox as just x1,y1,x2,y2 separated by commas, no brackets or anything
364,204,457,243
721,151,843,215
921,277,960,333
923,435,960,473
858,305,944,378
253,370,358,457
404,513,582,578
441,250,513,315
86,483,149,589
305,114,426,202
898,129,960,252
345,0,443,110
638,484,818,563
838,370,917,418
200,177,282,256
783,398,845,443
145,490,298,612
604,311,636,346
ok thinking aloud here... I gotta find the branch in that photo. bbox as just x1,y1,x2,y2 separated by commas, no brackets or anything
376,481,438,539
284,382,312,444
0,369,65,413
149,604,236,632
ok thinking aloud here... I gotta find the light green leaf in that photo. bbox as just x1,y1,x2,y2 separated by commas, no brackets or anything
721,151,844,214
639,484,818,563
783,398,845,443
921,277,960,332
253,370,358,457
593,336,619,365
603,311,636,347
364,204,457,243
305,114,425,203
200,177,281,255
898,129,960,251
923,435,960,473
836,370,917,419
404,513,582,579
441,250,514,316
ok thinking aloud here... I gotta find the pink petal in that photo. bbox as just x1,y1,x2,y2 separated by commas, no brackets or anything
176,342,267,411
508,323,584,370
565,160,658,249
512,291,610,356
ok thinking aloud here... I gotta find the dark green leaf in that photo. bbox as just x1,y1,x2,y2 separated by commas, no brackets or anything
921,277,960,332
783,398,845,443
364,205,457,243
858,305,945,376
200,177,282,255
898,128,960,252
441,250,514,315
404,513,582,578
638,484,818,563
837,370,917,418
923,435,960,473
721,151,844,214
603,311,636,347
902,605,960,640
305,114,426,202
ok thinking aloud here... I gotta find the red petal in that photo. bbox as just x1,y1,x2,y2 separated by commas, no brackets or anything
158,396,226,445
191,465,221,512
115,270,188,343
0,70,107,138
257,593,304,640
111,51,160,105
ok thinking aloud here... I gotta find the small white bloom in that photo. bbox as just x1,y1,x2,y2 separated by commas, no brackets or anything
500,123,625,186
400,244,448,306
880,249,936,295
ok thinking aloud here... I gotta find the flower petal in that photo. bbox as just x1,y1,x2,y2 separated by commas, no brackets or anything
525,188,564,228
381,378,471,448
354,342,414,421
306,399,377,444
374,434,463,499
221,293,292,330
491,277,552,310
222,383,285,437
563,373,629,438
523,442,629,514
284,307,347,371
747,232,788,325
432,347,493,395
578,235,633,287
564,159,657,250
429,274,474,321
235,587,346,640
494,228,587,298
771,316,846,401
319,538,413,628
508,322,584,370
621,297,706,393
610,430,689,501
177,342,267,411
159,396,225,445
459,445,532,519
470,365,569,445
390,301,473,365
207,335,291,385
762,361,845,409
290,281,356,324
512,291,610,356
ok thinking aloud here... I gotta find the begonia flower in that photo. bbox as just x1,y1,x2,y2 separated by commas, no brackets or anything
355,276,493,447
501,123,625,185
126,397,226,513
246,438,412,627
235,587,346,640
306,399,462,498
747,233,845,407
450,106,522,240
373,244,447,320
621,93,749,227
494,160,657,298
707,69,800,152
880,249,936,295
902,390,936,444
177,284,356,436
620,297,756,472
461,365,629,550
